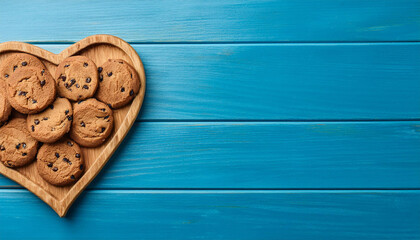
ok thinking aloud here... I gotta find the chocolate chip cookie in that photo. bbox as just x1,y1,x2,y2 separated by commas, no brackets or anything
0,81,12,123
70,98,114,147
55,56,98,101
0,53,46,83
6,67,56,114
27,97,73,143
0,118,38,168
96,59,140,109
37,138,84,186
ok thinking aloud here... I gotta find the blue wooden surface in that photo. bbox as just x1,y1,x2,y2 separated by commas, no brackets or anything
1,1,419,239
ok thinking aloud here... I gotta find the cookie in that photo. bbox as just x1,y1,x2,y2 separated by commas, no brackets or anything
69,98,114,147
0,81,12,123
55,56,98,101
96,59,140,109
0,118,38,168
0,53,46,83
37,138,84,186
6,67,56,114
27,97,73,143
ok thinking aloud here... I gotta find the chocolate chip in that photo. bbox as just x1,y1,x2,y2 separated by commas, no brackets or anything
18,91,27,96
83,85,89,89
32,99,37,104
75,153,81,158
75,83,80,88
43,117,49,120
70,175,75,179
31,125,34,132
67,141,73,146
78,95,82,99
104,115,109,119
129,90,134,96
40,80,46,86
100,127,106,133
107,72,113,77
67,116,73,121
0,145,5,151
121,87,125,92
49,105,54,109
53,167,58,172
64,64,70,68
64,83,69,88
86,77,91,83
99,108,105,112
62,76,67,81
22,153,27,156
119,61,123,64
16,143,21,149
70,79,76,84
79,164,83,170
98,67,103,73
55,152,60,158
41,69,45,75
84,62,88,67
65,109,69,115
99,75,103,82
63,158,70,164
22,143,26,149
13,66,17,71
21,62,27,66
81,122,85,127
34,119,40,125
4,74,8,78
47,162,53,167
130,73,133,78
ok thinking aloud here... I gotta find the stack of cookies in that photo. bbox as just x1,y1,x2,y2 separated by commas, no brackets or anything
0,53,140,186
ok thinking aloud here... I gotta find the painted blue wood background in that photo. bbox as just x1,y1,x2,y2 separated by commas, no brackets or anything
0,1,419,239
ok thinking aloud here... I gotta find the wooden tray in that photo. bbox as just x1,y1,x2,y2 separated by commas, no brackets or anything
0,35,146,217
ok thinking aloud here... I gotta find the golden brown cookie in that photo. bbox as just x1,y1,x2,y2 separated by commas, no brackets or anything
0,53,46,83
6,67,56,114
0,81,12,123
37,138,84,186
96,59,140,109
69,98,114,147
55,56,98,101
27,97,73,143
0,118,38,168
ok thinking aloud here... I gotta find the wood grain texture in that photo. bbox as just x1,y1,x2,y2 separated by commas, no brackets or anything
32,43,420,120
0,35,146,217
1,122,419,189
0,0,419,43
1,189,419,240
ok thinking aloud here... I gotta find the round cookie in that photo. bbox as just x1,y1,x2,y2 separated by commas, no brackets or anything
6,67,56,114
96,59,140,109
70,98,114,147
27,97,73,143
37,138,84,186
0,118,38,168
0,53,46,83
55,56,98,101
0,81,12,123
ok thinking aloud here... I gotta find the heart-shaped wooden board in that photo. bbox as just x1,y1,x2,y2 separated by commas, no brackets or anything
0,35,146,217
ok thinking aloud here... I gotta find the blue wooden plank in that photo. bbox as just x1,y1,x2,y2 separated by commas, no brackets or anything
0,190,418,240
28,43,420,120
1,122,419,189
0,0,419,42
